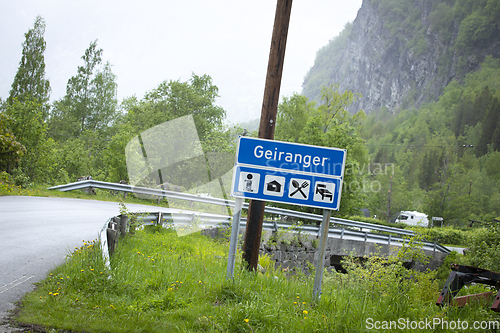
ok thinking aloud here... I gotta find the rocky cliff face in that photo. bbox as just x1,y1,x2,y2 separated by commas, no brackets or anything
303,0,500,114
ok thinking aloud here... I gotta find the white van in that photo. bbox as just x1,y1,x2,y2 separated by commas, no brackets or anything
395,211,429,227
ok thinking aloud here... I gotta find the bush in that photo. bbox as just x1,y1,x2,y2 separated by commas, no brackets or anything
434,251,464,289
0,171,11,184
464,222,500,272
414,227,469,246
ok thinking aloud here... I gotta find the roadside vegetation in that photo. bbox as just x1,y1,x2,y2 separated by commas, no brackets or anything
2,8,500,332
12,225,500,333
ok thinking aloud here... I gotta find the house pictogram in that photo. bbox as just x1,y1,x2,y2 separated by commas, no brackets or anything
267,180,282,192
263,175,285,197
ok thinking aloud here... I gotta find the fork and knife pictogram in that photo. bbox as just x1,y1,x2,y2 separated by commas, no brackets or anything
290,180,309,198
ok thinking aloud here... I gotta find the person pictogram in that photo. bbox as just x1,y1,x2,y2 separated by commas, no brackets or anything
244,173,254,192
238,172,260,193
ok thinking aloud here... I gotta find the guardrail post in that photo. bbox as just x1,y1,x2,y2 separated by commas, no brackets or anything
388,234,392,246
107,219,119,256
227,197,244,279
313,209,331,302
119,214,128,238
340,228,344,239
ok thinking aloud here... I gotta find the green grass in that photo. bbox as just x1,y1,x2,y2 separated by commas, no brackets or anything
12,226,499,332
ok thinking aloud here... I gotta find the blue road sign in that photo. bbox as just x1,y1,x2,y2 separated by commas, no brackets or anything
237,136,345,177
231,137,346,210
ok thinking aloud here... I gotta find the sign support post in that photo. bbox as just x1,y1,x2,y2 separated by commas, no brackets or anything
227,197,243,279
313,209,331,301
230,136,346,300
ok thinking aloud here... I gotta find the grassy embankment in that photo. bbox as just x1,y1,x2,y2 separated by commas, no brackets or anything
12,224,500,333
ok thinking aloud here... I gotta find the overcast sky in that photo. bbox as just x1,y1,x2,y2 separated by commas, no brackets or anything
1,0,362,125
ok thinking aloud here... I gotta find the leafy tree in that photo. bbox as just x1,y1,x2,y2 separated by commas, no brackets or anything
46,40,118,181
430,2,455,44
138,73,225,139
456,9,496,50
0,112,26,173
102,75,227,186
276,85,368,217
476,96,500,156
466,221,500,272
7,16,50,113
275,93,315,142
5,99,51,182
50,39,118,138
419,149,443,191
483,151,500,179
101,120,136,182
2,15,52,182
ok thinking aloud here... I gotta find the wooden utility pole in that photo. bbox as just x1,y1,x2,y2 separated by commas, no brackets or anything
242,0,293,271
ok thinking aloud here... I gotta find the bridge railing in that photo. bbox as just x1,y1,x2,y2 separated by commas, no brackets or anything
51,180,450,255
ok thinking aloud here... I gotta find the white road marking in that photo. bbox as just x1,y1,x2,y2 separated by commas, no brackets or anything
0,275,35,294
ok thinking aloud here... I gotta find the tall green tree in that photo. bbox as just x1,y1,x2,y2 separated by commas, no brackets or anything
5,99,51,182
47,40,118,181
3,16,52,181
50,39,118,138
476,96,500,156
137,73,225,139
103,75,228,184
8,16,50,111
0,112,26,174
276,86,367,217
275,93,315,142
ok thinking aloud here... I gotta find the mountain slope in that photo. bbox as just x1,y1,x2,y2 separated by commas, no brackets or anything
303,0,500,114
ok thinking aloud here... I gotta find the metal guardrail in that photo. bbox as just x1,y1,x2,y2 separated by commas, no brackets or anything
99,211,449,259
51,180,450,254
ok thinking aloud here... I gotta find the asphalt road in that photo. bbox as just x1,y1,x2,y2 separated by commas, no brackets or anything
0,196,174,324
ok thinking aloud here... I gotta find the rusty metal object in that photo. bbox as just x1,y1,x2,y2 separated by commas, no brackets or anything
437,264,500,312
